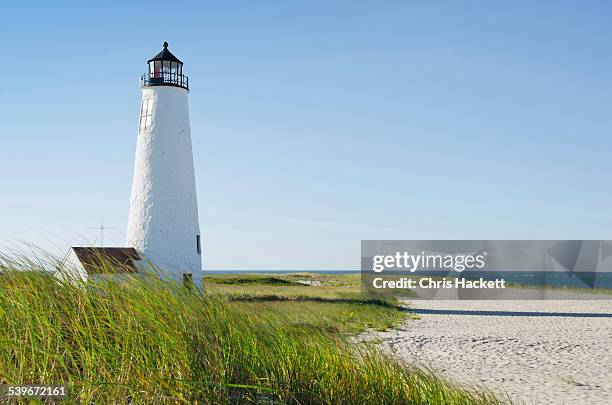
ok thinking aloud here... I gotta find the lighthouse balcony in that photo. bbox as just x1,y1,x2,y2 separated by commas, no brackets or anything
141,72,189,90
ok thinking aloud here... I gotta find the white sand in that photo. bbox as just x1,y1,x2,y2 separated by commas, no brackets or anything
371,298,612,404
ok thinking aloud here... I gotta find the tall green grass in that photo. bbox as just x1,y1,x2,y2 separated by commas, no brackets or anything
0,254,500,404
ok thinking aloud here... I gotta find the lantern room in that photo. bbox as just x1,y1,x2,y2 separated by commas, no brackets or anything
141,42,189,90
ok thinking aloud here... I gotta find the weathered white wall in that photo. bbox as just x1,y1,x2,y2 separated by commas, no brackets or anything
126,85,202,287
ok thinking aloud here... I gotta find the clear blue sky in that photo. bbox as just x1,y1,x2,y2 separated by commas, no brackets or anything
1,1,611,269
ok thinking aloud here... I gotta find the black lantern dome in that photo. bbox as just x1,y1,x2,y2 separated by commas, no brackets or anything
141,42,189,90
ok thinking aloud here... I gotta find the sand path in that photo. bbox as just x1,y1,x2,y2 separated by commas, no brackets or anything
374,299,612,404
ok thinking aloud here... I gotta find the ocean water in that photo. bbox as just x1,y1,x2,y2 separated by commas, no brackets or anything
205,270,358,275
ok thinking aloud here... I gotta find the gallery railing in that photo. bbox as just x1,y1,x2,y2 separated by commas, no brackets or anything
140,72,189,90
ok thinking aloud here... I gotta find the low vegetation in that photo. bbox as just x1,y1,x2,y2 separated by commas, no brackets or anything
205,272,404,334
0,254,501,404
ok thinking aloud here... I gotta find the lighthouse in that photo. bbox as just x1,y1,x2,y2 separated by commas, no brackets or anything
126,42,202,287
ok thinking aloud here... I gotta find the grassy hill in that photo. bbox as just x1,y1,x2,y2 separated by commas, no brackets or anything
0,259,501,404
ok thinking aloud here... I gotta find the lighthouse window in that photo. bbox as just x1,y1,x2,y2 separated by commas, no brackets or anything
196,235,201,255
138,98,154,133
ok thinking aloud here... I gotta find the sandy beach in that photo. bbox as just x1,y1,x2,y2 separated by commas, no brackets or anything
372,298,612,404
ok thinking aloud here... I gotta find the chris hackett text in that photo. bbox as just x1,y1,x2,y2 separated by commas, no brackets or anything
372,277,507,290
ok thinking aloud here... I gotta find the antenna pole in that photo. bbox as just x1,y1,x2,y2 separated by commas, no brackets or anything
85,217,118,247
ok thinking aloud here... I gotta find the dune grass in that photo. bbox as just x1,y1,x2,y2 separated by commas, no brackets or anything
0,256,501,404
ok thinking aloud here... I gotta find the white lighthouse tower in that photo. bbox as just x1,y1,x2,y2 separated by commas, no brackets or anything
126,42,202,287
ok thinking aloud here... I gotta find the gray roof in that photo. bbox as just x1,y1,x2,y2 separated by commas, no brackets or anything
148,41,182,64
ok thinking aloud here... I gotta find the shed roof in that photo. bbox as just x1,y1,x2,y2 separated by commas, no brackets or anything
71,247,141,274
